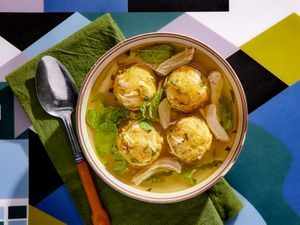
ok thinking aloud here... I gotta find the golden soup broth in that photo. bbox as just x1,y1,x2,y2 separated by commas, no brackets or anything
87,42,238,193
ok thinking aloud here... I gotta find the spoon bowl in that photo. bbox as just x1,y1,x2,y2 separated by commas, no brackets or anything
35,56,77,118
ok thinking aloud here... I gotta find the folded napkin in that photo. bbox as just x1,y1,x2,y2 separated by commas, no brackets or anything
6,13,243,225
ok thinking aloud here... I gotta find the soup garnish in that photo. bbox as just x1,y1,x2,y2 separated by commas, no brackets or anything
86,43,236,193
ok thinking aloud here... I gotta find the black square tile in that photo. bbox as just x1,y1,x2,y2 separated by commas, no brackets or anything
128,0,229,12
227,50,288,113
0,13,72,50
29,130,63,205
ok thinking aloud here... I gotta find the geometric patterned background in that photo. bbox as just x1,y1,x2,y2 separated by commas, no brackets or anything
0,0,229,12
0,1,300,224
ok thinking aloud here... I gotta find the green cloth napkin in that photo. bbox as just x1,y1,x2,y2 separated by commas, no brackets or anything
6,13,243,225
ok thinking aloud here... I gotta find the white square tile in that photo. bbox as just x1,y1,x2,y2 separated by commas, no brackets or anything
188,0,295,46
0,37,21,67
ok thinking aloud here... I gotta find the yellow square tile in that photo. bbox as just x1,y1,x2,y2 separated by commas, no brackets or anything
28,205,66,225
241,13,300,86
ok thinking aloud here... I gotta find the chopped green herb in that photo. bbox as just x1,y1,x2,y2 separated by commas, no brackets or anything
140,102,149,119
151,149,157,156
199,81,206,87
184,133,189,141
219,99,233,130
170,79,178,86
138,44,174,64
139,121,154,131
143,145,149,152
144,96,150,101
131,157,140,163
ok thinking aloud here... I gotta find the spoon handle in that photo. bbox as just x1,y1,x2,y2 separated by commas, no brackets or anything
62,115,110,225
77,161,111,225
62,115,84,163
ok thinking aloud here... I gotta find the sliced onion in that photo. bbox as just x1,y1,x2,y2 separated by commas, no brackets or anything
205,104,229,142
208,71,223,105
155,47,195,76
158,98,171,129
132,157,182,186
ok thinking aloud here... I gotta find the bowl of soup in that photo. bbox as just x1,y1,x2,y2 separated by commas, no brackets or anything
76,33,248,203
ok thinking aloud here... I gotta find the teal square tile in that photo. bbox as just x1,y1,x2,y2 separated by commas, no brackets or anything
0,82,14,139
8,206,27,219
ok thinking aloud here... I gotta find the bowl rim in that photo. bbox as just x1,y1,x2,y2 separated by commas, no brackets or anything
76,32,248,204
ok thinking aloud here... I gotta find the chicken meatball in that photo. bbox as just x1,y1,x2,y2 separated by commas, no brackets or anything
114,64,157,110
117,121,163,167
165,65,209,112
167,117,212,162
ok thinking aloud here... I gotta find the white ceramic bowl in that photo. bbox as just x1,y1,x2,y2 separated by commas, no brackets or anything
76,33,248,203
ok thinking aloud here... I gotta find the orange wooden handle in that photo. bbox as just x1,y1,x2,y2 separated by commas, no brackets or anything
76,161,110,225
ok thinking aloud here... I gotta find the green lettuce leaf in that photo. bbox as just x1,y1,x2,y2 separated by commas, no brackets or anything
179,160,223,184
94,120,118,156
108,107,129,123
136,88,163,121
86,109,101,129
86,96,114,130
179,167,198,184
196,160,222,169
138,44,174,64
142,171,173,184
149,88,163,119
111,146,129,174
219,100,233,130
89,101,130,171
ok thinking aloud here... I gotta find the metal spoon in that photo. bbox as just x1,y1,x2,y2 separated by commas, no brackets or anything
35,55,110,225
